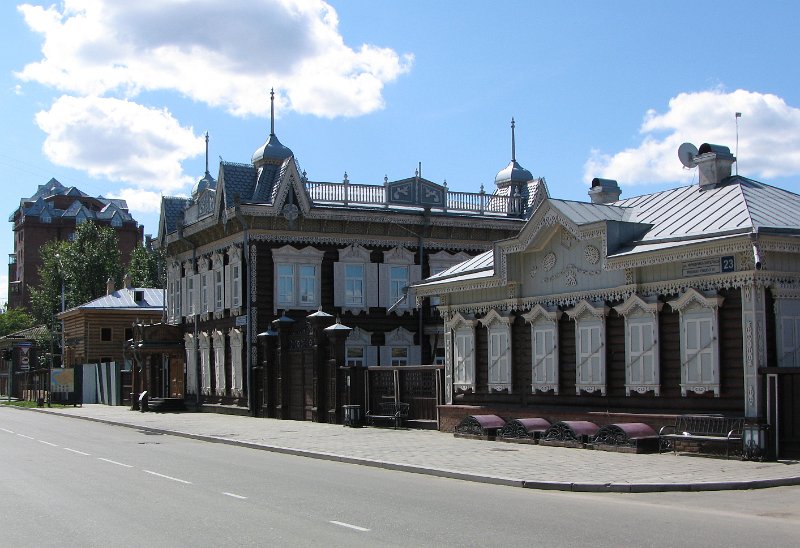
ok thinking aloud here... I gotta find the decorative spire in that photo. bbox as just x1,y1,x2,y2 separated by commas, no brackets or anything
204,132,210,175
511,117,516,163
270,88,275,136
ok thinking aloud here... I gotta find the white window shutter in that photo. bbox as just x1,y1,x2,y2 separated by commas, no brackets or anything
181,277,187,318
409,265,422,285
366,263,379,309
366,346,378,367
333,262,344,308
378,264,389,309
224,264,232,309
193,273,200,315
409,345,421,366
379,345,390,367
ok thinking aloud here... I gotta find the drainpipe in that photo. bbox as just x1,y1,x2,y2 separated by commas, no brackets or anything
233,203,253,414
177,226,199,407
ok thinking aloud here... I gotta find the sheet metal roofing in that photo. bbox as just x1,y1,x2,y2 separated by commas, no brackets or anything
65,287,164,312
417,176,800,286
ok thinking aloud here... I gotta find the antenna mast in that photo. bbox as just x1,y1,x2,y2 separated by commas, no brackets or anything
735,112,741,175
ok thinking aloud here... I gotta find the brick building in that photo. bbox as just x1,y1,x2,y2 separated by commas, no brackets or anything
8,178,144,311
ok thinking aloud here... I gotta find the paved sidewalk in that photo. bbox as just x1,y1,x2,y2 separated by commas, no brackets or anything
15,404,800,493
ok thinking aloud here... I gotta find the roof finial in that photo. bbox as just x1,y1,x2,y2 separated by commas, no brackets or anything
204,131,210,175
511,117,516,163
270,88,275,136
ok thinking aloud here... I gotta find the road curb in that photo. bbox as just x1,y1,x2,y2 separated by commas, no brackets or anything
18,407,800,493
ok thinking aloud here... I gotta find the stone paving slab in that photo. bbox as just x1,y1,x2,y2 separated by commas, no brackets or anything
16,405,800,492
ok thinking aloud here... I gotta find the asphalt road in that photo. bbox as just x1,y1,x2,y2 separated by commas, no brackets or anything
2,409,799,547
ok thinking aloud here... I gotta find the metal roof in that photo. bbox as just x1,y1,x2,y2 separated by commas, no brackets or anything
416,177,800,288
62,287,164,313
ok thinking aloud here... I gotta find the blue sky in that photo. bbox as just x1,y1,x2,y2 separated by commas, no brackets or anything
2,0,800,308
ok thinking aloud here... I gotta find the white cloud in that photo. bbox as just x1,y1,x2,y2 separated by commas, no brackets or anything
584,89,800,185
16,0,412,118
35,95,202,194
108,188,165,215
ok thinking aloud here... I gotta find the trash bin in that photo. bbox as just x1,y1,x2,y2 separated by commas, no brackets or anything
138,391,149,413
342,404,362,427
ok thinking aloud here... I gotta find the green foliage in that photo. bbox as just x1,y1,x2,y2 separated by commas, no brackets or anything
30,221,124,326
0,307,34,337
30,240,69,327
128,242,165,288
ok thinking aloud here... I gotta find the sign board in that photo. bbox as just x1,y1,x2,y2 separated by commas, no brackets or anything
682,256,735,278
51,368,75,393
17,343,32,371
235,315,248,326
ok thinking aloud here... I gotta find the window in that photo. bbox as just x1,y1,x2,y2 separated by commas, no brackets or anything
389,265,408,306
299,265,316,304
777,299,800,368
615,295,662,396
125,328,133,342
277,264,294,305
101,328,112,341
523,305,561,395
346,346,365,367
334,244,377,313
186,276,195,315
380,327,420,367
378,247,420,312
480,310,513,393
214,269,224,311
200,272,209,313
272,246,324,312
390,347,408,366
231,264,241,308
448,313,477,393
566,300,609,396
345,264,364,306
669,289,723,397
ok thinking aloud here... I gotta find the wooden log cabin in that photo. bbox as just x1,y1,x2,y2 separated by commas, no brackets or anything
155,99,538,421
413,142,800,459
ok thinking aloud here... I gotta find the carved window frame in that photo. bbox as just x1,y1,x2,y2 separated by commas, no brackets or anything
272,245,325,313
448,312,477,393
566,300,609,396
522,304,561,394
479,310,513,393
669,288,724,397
615,294,663,396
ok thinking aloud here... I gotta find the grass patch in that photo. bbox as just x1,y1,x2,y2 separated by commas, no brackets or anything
1,399,68,408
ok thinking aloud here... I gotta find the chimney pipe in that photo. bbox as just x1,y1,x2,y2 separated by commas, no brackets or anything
106,277,115,295
696,143,736,190
589,178,621,204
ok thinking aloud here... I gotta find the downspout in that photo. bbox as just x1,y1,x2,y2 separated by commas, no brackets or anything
234,203,252,414
419,208,429,363
177,226,199,407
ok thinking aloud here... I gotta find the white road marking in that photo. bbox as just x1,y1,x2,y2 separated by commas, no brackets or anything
38,440,58,447
143,470,192,484
330,521,370,532
64,448,91,456
1,428,14,434
98,458,133,468
223,492,248,500
17,434,34,440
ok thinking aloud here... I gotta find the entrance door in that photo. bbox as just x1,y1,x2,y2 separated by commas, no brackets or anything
767,369,800,459
169,358,185,398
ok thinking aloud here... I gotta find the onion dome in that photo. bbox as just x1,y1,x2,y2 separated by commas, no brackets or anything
494,118,533,189
192,132,217,197
252,88,293,167
192,171,216,197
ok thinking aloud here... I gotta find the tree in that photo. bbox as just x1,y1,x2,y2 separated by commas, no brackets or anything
29,240,69,327
128,242,165,288
0,307,34,337
62,221,123,306
29,221,124,327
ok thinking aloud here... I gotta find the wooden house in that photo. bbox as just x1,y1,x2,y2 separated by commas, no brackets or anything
414,142,800,458
156,102,539,420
